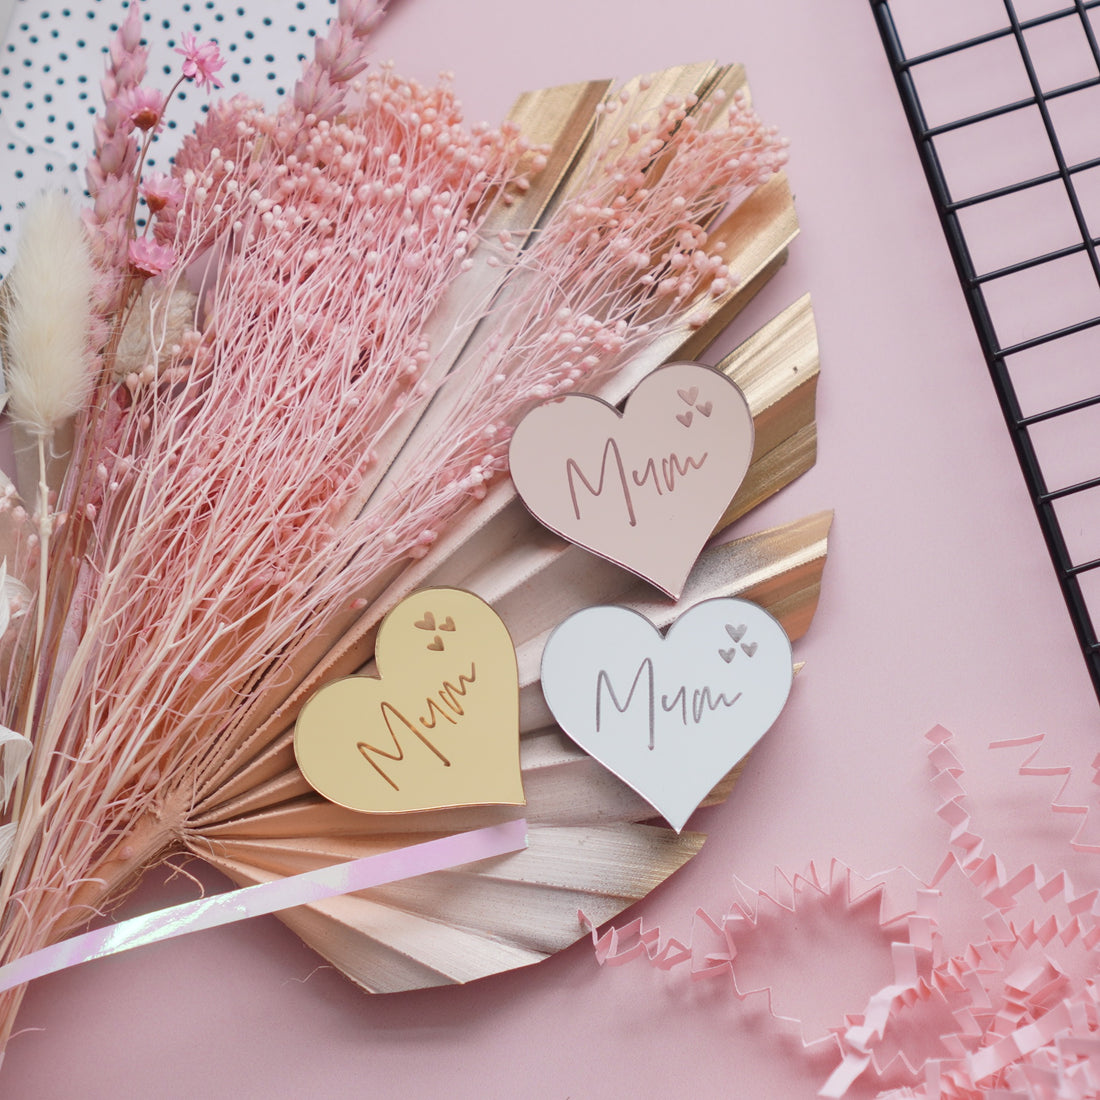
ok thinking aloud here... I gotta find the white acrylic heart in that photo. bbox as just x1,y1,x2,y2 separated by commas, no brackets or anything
540,598,793,832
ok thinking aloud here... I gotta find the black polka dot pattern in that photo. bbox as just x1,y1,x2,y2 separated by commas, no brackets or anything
0,0,336,269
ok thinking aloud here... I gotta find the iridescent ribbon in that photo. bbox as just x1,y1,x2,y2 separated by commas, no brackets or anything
0,818,528,994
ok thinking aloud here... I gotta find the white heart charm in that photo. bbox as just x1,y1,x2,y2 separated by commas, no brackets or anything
540,598,792,832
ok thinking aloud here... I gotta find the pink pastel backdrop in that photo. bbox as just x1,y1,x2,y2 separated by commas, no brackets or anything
4,0,1100,1096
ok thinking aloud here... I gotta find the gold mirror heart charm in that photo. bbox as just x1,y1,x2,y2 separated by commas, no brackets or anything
294,588,524,814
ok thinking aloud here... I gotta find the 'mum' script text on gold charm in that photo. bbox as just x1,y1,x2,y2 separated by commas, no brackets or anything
357,664,478,790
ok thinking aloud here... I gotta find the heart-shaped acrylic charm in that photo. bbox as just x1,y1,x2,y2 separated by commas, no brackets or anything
508,363,753,598
294,588,524,814
540,597,792,832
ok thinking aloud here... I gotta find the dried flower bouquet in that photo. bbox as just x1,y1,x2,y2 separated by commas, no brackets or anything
0,0,827,1051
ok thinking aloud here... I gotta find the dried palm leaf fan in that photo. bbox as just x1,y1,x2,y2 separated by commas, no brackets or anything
0,0,827,1043
181,66,828,991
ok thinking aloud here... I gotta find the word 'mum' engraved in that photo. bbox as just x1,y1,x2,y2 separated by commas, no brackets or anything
595,657,741,751
566,437,708,528
357,663,477,790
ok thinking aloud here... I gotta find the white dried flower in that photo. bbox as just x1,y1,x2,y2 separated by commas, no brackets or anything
3,192,96,435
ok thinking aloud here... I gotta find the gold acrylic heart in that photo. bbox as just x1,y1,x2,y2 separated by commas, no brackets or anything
293,588,524,814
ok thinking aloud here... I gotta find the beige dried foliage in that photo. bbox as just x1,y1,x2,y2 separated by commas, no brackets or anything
112,282,198,384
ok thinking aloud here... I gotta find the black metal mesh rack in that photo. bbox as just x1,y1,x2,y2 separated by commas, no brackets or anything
872,0,1100,702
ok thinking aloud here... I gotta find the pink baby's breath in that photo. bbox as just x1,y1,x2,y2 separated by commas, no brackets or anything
127,237,176,276
175,32,225,91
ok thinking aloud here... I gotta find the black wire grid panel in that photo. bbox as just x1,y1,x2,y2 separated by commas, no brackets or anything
872,0,1100,703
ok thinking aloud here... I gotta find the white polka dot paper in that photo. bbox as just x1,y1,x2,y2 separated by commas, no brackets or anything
0,0,337,272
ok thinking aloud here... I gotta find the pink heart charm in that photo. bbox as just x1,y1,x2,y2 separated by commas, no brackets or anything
509,363,754,597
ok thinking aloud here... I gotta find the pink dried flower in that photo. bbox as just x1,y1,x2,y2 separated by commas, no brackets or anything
127,237,176,276
117,86,165,133
175,33,225,91
140,171,183,216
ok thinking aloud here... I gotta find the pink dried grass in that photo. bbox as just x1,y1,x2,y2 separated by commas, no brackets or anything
294,0,388,119
0,46,531,1046
84,1,148,333
0,1,788,1053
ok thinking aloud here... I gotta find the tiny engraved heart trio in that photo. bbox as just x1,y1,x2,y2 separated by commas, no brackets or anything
414,610,455,652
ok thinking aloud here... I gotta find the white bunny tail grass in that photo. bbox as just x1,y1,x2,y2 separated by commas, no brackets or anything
3,193,96,437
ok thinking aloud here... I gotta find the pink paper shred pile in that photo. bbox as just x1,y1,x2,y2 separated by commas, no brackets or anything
585,727,1100,1099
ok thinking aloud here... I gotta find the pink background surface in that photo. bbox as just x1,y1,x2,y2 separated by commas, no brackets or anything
6,0,1100,1095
